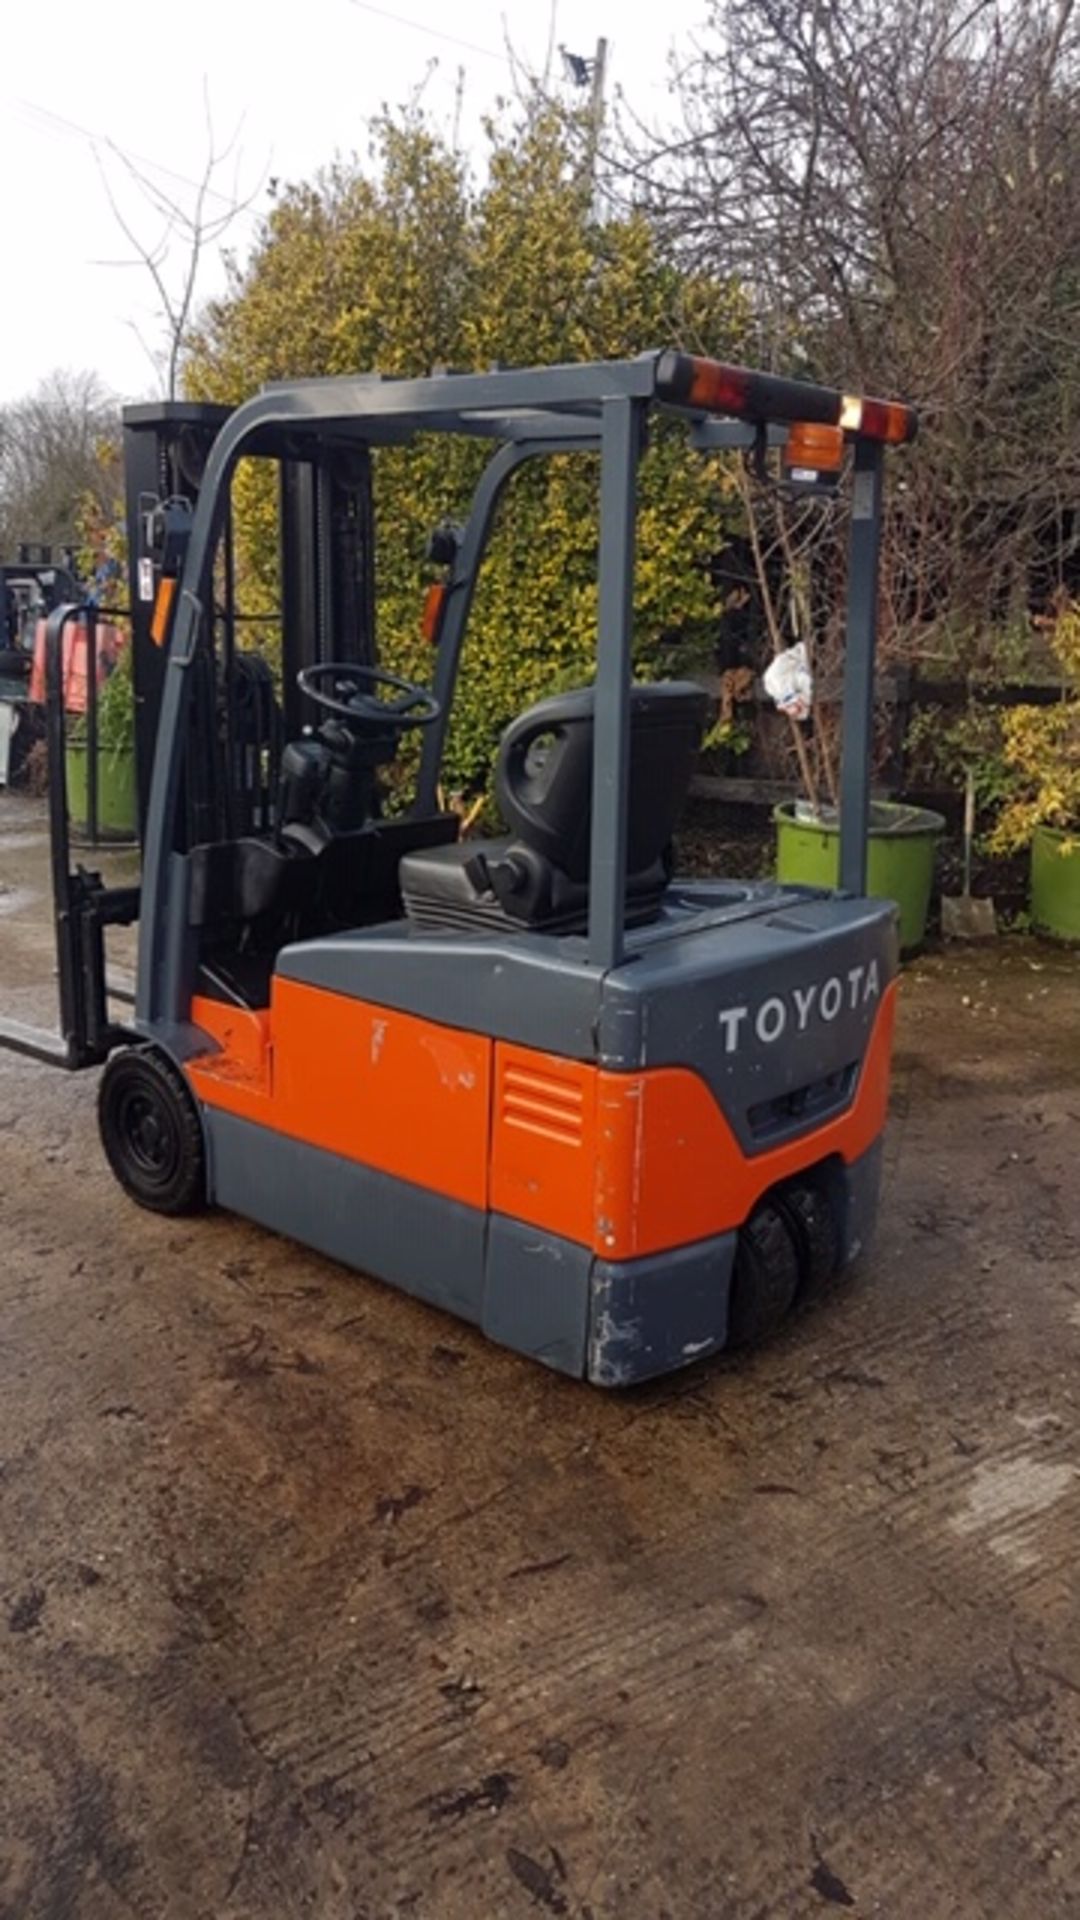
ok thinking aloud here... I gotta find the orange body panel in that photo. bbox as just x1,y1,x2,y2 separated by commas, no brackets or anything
188,981,491,1209
489,1047,598,1246
189,978,896,1257
592,982,896,1259
491,982,895,1259
189,997,272,1093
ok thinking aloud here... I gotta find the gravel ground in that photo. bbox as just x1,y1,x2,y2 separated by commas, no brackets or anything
2,788,1080,1920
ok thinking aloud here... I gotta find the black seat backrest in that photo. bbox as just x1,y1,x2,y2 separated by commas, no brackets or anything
495,681,709,884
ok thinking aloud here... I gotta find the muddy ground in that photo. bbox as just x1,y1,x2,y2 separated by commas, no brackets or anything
1,788,1080,1920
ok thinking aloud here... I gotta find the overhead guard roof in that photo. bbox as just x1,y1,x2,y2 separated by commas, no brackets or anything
121,350,917,451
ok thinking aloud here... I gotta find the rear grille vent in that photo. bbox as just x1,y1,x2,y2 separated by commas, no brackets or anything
748,1062,858,1142
501,1066,585,1147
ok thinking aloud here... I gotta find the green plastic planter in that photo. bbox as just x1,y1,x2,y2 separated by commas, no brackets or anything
65,744,137,839
775,799,945,953
1030,825,1080,942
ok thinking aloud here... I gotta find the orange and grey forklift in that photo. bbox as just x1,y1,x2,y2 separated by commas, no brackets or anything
0,353,915,1384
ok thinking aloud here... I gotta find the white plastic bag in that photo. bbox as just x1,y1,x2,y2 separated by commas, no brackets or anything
763,641,813,722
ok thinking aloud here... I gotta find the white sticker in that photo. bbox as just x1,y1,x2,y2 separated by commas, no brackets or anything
852,469,876,519
138,558,154,603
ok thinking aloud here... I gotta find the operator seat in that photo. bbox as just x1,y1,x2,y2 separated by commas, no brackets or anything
399,681,709,935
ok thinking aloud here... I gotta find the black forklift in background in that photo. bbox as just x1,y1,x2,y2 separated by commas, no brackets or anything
0,353,916,1385
0,544,81,785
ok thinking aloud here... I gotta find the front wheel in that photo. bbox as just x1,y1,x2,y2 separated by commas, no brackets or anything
98,1047,207,1216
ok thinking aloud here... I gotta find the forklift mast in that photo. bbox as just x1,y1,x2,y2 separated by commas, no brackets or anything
122,402,378,845
0,402,381,1068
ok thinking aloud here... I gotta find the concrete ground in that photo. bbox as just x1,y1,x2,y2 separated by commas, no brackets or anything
2,787,1080,1920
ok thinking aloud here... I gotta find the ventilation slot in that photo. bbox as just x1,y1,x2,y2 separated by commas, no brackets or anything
501,1066,585,1147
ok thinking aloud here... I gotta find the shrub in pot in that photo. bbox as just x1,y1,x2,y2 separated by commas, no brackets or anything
990,602,1080,941
729,468,943,952
774,798,944,953
65,641,136,838
767,644,944,953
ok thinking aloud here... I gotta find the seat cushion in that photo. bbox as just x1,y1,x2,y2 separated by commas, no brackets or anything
399,838,522,934
399,835,666,936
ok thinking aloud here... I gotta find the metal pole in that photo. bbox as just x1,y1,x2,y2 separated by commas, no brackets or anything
0,600,143,1069
279,460,318,742
222,497,238,837
44,606,83,1058
316,460,333,665
588,37,608,195
584,38,611,219
838,438,885,896
85,606,99,847
587,396,642,970
414,431,601,816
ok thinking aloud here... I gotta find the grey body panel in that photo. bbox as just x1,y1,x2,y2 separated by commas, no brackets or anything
206,1109,487,1326
277,920,606,1059
276,878,830,1052
588,1231,738,1388
585,1139,882,1387
483,1215,592,1378
830,1135,884,1268
201,1104,882,1390
598,891,898,1155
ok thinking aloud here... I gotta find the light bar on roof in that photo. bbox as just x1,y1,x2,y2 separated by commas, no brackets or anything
839,393,916,445
655,350,918,445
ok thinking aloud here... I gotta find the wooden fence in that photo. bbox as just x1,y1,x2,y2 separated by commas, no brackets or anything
689,667,1066,820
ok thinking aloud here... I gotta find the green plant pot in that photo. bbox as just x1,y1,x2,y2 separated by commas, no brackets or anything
1030,824,1080,942
774,800,945,953
65,743,137,839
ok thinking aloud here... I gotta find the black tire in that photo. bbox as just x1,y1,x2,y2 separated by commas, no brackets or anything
777,1180,841,1301
98,1047,207,1216
726,1202,799,1349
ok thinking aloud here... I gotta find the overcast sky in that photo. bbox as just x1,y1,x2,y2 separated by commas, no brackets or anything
1,0,708,405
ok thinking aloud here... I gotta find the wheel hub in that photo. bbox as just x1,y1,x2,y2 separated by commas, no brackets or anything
122,1091,177,1180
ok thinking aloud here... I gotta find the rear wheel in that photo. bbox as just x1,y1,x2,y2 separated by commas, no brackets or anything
777,1180,841,1301
98,1047,207,1216
726,1202,799,1349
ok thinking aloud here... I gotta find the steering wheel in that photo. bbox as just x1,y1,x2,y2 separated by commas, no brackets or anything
297,661,440,730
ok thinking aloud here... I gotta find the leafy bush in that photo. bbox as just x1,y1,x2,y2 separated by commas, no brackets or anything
184,101,747,797
905,703,1015,813
991,603,1080,852
67,638,134,754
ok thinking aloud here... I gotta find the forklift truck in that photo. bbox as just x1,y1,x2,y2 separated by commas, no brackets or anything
0,352,915,1385
0,546,82,786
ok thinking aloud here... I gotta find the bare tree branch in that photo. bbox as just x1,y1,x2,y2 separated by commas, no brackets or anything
612,0,1080,793
94,85,267,398
0,371,120,551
